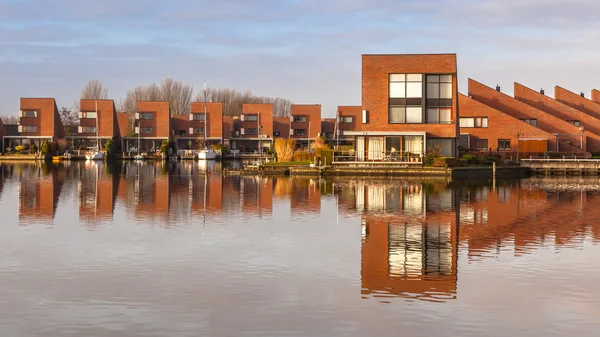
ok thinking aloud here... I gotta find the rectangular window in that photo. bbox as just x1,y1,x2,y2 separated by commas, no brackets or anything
389,74,423,124
325,132,334,139
426,74,453,107
274,131,281,137
174,130,186,136
245,128,258,135
340,116,353,123
81,111,97,119
246,115,258,122
21,110,37,118
82,126,96,134
294,129,307,136
141,127,153,134
192,113,206,121
498,139,511,151
427,108,451,124
459,117,488,128
521,118,537,127
22,125,37,133
194,128,205,135
293,116,307,122
139,112,153,120
567,120,580,127
475,139,488,150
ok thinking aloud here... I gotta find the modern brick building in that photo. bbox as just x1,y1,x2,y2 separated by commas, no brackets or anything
513,83,599,152
555,86,600,121
230,103,274,153
356,54,459,162
70,99,120,151
3,98,64,152
290,104,321,148
171,102,223,153
592,89,600,103
123,101,171,154
459,94,552,154
468,79,589,156
321,118,336,142
335,105,362,146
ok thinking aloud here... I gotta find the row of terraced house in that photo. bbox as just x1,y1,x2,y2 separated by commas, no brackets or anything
2,53,600,161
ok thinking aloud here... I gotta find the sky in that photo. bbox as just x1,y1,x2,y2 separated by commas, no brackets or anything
1,0,600,117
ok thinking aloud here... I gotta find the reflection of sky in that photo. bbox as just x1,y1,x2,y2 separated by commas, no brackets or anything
0,170,599,336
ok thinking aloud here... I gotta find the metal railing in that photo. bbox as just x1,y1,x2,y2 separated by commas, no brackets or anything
521,158,600,163
333,151,423,163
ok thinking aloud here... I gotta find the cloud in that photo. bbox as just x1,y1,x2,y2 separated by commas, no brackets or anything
1,0,600,116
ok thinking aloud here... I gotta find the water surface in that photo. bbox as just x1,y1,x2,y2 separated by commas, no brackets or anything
0,161,599,337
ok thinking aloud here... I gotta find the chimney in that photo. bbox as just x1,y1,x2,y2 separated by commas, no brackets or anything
496,85,501,92
540,88,545,95
580,92,585,98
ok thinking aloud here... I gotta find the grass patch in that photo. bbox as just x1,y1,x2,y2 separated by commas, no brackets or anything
262,161,311,166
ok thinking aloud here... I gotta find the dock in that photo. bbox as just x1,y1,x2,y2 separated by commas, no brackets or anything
521,158,600,175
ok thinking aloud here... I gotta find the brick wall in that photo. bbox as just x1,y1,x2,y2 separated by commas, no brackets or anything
20,98,60,138
191,102,223,139
321,118,335,139
240,103,273,138
592,89,600,104
468,79,588,153
273,117,290,138
80,99,118,138
555,86,600,120
361,54,458,138
337,105,362,133
136,101,171,138
460,94,562,153
223,116,234,140
513,83,600,152
116,113,130,137
291,104,321,139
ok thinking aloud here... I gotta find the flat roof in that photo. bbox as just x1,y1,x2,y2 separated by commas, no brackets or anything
362,53,457,56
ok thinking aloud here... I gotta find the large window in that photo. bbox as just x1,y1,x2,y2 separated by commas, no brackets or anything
246,115,258,122
192,113,206,121
498,139,511,151
427,108,452,124
340,116,353,123
21,125,37,133
459,117,488,128
294,129,306,136
194,128,205,135
475,139,488,150
245,128,258,135
81,126,96,134
139,112,153,120
293,116,307,122
140,127,153,134
426,75,453,107
81,111,97,119
389,74,423,124
521,118,537,127
21,110,37,118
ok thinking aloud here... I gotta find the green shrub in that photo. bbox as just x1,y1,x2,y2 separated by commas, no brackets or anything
104,139,117,158
159,140,169,155
461,154,478,165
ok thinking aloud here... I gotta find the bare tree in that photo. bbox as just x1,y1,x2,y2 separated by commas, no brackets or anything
59,106,79,136
80,80,109,100
194,87,292,116
159,78,193,115
0,114,18,124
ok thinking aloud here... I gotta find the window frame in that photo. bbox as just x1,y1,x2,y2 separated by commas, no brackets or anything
192,113,206,121
567,120,581,127
22,125,38,133
245,127,259,135
427,108,452,124
459,117,488,128
140,127,153,134
340,116,353,123
81,111,97,119
22,110,38,118
82,126,97,134
475,139,488,150
294,129,307,136
389,73,423,124
498,139,511,151
293,116,307,123
139,112,154,120
246,115,258,122
521,118,537,127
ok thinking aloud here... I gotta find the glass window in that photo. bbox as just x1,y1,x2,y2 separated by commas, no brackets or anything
174,130,186,136
194,128,205,135
385,136,402,154
139,112,153,120
498,139,511,151
403,136,423,154
294,129,306,136
293,116,307,122
390,82,406,98
406,82,422,98
427,138,453,157
341,116,353,123
22,125,37,132
406,107,423,123
245,128,258,135
389,106,405,124
427,108,451,124
475,139,488,150
460,117,487,128
22,110,37,118
521,118,536,127
426,74,453,106
567,120,580,127
193,113,206,121
246,115,258,122
141,127,153,134
82,126,96,133
82,112,97,119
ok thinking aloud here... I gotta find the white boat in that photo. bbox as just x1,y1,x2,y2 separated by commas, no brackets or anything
134,154,146,161
86,151,104,161
197,148,217,160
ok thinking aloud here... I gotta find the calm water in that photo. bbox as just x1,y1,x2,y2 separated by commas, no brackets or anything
1,161,599,337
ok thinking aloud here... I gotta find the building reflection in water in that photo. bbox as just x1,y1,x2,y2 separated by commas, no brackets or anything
17,163,65,225
353,180,459,303
78,161,120,225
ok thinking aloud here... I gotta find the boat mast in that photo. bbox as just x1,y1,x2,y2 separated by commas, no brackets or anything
203,80,207,150
95,101,100,151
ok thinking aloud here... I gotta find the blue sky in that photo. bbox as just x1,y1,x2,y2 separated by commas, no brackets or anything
1,0,600,117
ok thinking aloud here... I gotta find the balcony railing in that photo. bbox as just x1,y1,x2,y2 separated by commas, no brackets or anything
333,151,423,163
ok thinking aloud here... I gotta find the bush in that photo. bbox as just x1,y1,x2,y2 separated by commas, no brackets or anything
40,140,49,155
293,150,314,162
159,140,169,155
432,157,465,168
31,143,38,154
15,145,25,153
104,139,117,158
461,154,478,165
274,138,296,162
423,144,443,166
